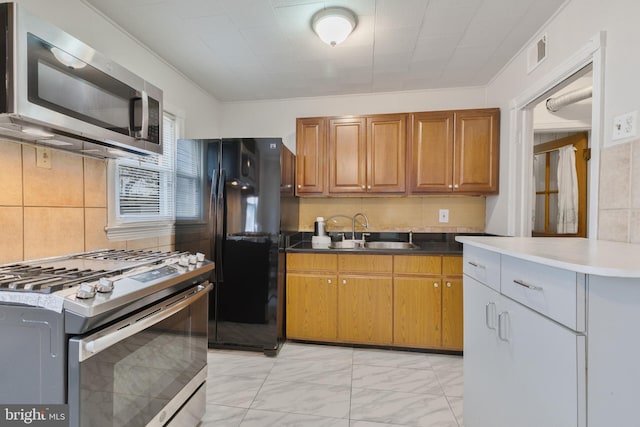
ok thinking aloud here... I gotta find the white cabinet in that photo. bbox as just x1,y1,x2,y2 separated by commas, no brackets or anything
463,249,586,427
463,277,505,427
459,235,640,427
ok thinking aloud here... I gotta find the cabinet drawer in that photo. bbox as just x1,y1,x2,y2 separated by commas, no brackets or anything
463,245,500,291
394,255,441,275
501,255,586,332
338,254,392,273
287,253,337,272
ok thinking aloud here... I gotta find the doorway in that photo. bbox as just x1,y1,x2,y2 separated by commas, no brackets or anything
510,32,604,238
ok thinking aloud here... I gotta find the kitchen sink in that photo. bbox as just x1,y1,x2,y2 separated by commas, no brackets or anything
364,241,419,250
329,240,361,249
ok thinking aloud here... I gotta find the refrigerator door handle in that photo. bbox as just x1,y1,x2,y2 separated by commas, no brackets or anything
215,169,225,283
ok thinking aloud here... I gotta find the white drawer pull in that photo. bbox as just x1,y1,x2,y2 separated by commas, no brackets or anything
513,279,543,291
485,302,496,330
467,261,486,269
498,311,510,342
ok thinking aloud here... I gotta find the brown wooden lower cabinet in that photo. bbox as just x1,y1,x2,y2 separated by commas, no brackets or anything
393,276,442,348
286,273,337,341
337,275,393,345
285,252,463,351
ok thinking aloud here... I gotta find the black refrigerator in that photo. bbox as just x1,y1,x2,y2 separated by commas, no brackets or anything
175,138,298,356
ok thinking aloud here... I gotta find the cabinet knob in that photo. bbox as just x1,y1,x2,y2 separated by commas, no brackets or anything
327,279,332,284
454,184,459,189
342,279,347,285
446,282,452,288
367,185,371,190
361,185,365,190
297,184,301,189
434,282,439,288
448,184,453,189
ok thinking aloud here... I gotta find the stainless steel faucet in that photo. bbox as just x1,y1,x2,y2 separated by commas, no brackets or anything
326,213,370,241
352,212,369,240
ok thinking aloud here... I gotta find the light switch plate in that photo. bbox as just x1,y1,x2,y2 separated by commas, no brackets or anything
612,111,637,140
439,209,449,223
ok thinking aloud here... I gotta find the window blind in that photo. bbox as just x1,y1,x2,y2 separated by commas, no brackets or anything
115,113,176,222
176,139,202,220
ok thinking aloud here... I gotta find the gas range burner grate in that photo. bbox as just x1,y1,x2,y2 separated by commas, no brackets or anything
0,265,107,293
73,249,180,262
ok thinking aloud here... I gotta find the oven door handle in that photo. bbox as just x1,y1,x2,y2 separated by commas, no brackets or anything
78,282,212,361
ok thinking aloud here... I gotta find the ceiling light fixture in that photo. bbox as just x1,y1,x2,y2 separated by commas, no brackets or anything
311,7,357,47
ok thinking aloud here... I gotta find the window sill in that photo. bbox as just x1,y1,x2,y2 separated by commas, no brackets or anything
106,221,174,241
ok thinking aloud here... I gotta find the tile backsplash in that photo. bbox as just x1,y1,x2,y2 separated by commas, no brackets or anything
0,141,174,263
299,196,486,233
598,139,640,243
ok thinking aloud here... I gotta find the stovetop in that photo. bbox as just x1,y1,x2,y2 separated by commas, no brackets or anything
0,249,214,316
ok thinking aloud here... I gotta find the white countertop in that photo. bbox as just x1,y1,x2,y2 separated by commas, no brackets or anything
455,236,640,278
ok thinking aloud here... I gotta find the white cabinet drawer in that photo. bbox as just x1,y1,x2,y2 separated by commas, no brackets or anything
501,255,586,332
463,245,501,291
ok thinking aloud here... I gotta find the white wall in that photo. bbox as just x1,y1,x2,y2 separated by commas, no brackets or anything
221,87,487,152
485,0,640,239
18,0,222,137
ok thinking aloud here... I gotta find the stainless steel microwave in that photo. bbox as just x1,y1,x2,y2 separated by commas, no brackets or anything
0,2,163,158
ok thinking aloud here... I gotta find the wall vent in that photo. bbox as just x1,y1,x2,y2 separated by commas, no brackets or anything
527,34,547,74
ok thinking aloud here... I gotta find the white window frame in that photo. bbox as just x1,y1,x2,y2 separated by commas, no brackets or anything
175,138,205,223
106,112,182,240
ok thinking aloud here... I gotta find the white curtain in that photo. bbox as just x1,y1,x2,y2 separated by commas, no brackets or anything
557,145,578,233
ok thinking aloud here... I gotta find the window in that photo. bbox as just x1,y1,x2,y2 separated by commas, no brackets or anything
175,139,203,221
106,113,177,240
532,131,588,237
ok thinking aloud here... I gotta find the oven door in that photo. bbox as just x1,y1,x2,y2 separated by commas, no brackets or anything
68,282,211,427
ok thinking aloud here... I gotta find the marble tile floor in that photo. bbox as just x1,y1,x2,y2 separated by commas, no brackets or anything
200,341,463,427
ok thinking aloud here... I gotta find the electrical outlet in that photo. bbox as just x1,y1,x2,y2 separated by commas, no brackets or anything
36,147,52,169
613,111,637,140
439,209,449,223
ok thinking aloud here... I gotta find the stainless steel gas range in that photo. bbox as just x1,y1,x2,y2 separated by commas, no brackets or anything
0,249,214,427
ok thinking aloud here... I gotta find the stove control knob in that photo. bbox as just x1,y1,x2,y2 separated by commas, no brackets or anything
196,252,205,262
96,277,115,293
188,254,197,264
76,283,97,300
179,255,190,267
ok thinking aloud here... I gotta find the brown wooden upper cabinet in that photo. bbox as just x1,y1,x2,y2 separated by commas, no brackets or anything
280,143,295,196
410,108,500,194
296,108,498,196
296,117,326,195
328,114,406,194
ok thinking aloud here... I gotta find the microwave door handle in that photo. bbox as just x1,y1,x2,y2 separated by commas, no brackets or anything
139,90,149,140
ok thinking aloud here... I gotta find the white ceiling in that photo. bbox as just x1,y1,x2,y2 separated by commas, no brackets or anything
84,0,567,102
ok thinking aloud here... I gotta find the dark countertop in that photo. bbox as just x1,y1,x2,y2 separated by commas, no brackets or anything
285,232,474,255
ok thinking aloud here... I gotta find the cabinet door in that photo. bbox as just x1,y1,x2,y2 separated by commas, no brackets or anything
393,277,442,348
286,273,337,341
328,117,367,194
367,114,407,193
441,277,463,350
409,111,454,193
454,109,500,194
280,145,295,196
296,117,326,195
464,277,505,427
337,275,392,344
499,295,585,427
